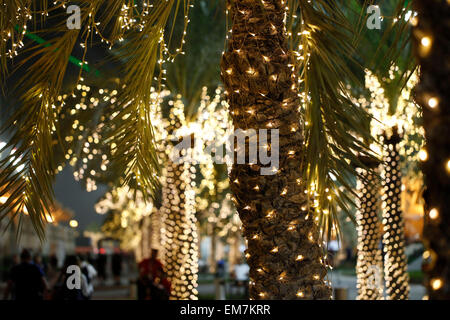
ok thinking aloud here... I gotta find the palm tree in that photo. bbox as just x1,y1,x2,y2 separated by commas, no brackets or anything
381,130,409,299
158,3,227,299
221,0,330,300
0,0,180,237
220,0,379,300
412,0,450,300
346,0,421,299
355,157,383,300
1,0,377,300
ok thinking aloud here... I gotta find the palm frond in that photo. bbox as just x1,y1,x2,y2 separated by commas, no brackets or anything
350,0,417,111
107,0,188,200
0,0,32,81
0,2,92,238
287,0,377,241
164,0,226,119
1,1,191,236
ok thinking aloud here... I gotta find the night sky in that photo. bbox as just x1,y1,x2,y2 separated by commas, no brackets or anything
54,167,107,232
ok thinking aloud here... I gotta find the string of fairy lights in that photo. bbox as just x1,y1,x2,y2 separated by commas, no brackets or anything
157,86,232,300
160,160,199,300
193,87,242,249
0,0,32,60
95,186,156,261
154,90,199,300
6,0,447,300
55,83,119,192
381,135,410,300
1,1,71,60
352,67,422,300
355,167,384,300
221,0,334,300
55,80,235,299
362,68,424,177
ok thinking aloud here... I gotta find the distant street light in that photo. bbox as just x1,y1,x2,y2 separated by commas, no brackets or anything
69,219,79,228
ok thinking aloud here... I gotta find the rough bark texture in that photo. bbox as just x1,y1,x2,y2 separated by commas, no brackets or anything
381,133,409,300
413,0,450,300
161,160,199,300
221,0,331,300
356,163,384,300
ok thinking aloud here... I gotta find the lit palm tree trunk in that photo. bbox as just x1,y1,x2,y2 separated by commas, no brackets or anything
149,209,162,252
381,133,409,300
221,0,330,300
355,162,384,300
161,160,199,300
413,0,450,300
141,209,162,260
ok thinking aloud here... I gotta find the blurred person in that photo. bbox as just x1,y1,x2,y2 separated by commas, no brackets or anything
345,246,352,261
230,258,249,297
12,254,20,266
33,253,46,275
150,268,170,300
138,249,163,280
79,254,97,299
3,249,49,300
45,255,60,295
216,259,226,279
137,249,170,300
52,255,90,300
328,240,340,267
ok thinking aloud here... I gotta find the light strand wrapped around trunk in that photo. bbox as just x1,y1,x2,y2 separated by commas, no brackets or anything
355,159,384,300
221,0,330,299
381,132,409,300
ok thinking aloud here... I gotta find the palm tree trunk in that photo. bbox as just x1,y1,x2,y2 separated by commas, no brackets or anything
412,0,450,300
355,160,384,300
149,209,162,253
221,0,330,300
161,160,199,300
381,132,409,300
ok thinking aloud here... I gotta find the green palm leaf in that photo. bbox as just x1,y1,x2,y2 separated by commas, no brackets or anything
287,0,377,241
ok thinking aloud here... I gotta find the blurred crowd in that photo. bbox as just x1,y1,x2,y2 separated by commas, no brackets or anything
2,248,174,300
2,249,98,300
2,248,253,300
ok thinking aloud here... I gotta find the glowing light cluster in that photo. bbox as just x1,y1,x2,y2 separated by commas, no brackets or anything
355,168,384,300
363,68,424,178
160,160,199,300
412,3,449,298
0,0,33,60
55,83,119,191
381,140,410,300
96,186,157,260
